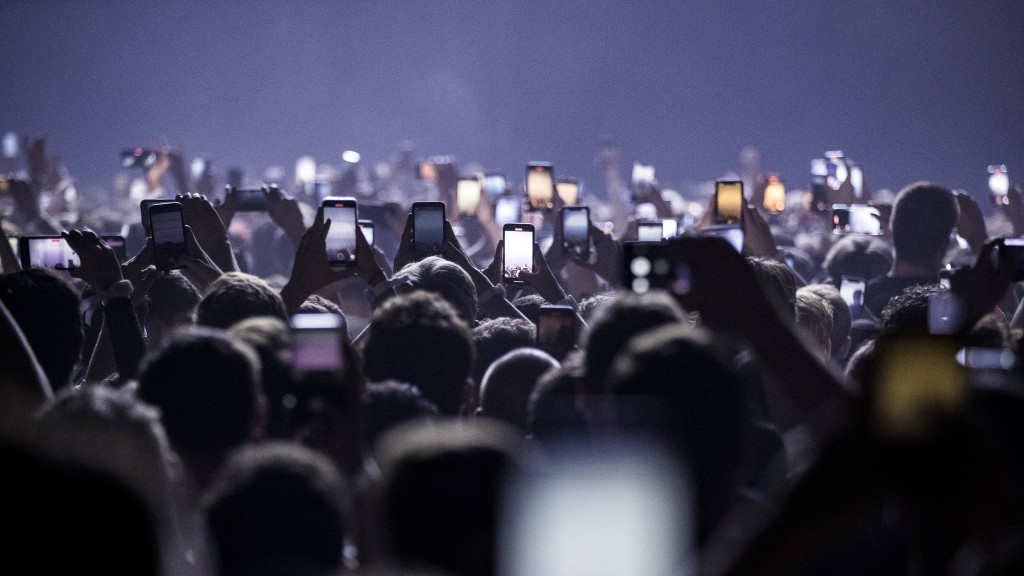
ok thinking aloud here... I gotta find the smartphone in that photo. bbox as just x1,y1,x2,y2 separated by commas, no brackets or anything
140,199,173,235
661,219,678,239
235,187,271,212
622,241,691,296
561,206,590,261
412,201,446,259
418,161,438,182
357,219,375,247
763,175,786,213
714,180,744,225
496,196,522,229
998,238,1024,281
637,220,664,242
555,178,580,206
832,204,881,235
18,235,80,270
121,148,157,169
290,313,346,373
989,165,1010,206
537,304,577,361
839,276,866,307
525,162,555,212
631,162,655,188
101,235,128,263
149,201,188,271
456,176,483,216
503,223,535,284
483,172,507,198
810,158,830,213
825,150,847,191
849,164,864,199
703,224,744,253
321,196,358,267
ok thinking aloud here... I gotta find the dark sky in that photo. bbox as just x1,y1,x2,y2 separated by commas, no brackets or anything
1,0,1021,201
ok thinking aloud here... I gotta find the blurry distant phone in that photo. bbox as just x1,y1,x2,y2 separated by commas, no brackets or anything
622,241,691,296
18,235,80,270
537,304,577,361
456,176,483,216
121,148,157,169
190,157,210,180
412,201,446,259
824,150,846,191
714,179,744,224
989,165,1010,206
561,206,590,261
832,204,881,235
631,162,655,188
2,132,18,158
139,199,173,235
555,178,580,206
290,313,346,374
868,335,967,442
417,161,438,182
703,224,744,253
495,196,522,229
149,201,188,271
101,235,128,263
321,196,358,267
809,158,830,213
637,220,664,242
357,219,374,247
662,219,678,239
483,172,507,198
503,223,535,284
839,276,866,307
849,163,864,198
525,162,555,212
234,187,271,212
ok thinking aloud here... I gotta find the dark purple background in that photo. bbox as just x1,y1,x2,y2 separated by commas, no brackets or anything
1,1,1021,201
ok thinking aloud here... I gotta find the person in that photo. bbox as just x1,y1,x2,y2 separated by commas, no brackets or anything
476,347,559,433
202,441,349,576
794,289,834,362
526,351,589,446
145,271,202,349
227,316,300,441
195,271,289,330
863,182,958,317
359,290,475,416
800,283,853,365
362,380,440,453
389,255,478,327
820,234,894,288
470,317,537,391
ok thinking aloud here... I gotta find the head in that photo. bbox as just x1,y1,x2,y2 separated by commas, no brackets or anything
471,317,537,390
0,268,83,392
144,271,200,348
795,289,834,361
227,316,297,441
577,292,613,323
392,256,478,326
890,182,959,268
880,283,947,337
527,351,589,445
510,293,547,324
747,257,802,322
135,327,265,490
362,380,440,453
297,294,347,317
195,272,288,330
360,291,475,416
800,283,852,362
477,348,560,432
202,441,347,576
822,234,895,285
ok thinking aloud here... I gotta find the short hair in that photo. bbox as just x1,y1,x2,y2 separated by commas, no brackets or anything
747,257,802,322
822,235,895,285
227,316,296,440
578,292,613,322
146,271,200,325
202,441,347,576
890,182,959,264
795,289,834,357
801,283,851,360
527,351,588,443
879,283,946,337
471,317,537,387
135,327,263,488
360,291,474,416
478,348,559,432
0,268,83,391
510,293,547,324
195,272,288,329
392,256,478,326
297,294,346,316
362,380,439,452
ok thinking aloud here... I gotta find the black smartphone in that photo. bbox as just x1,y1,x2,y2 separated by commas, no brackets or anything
412,201,446,259
140,199,173,234
715,179,744,225
357,219,374,247
149,201,188,271
121,148,157,169
998,238,1024,281
537,304,577,361
227,168,244,189
483,172,507,198
18,235,80,270
321,196,358,267
495,196,522,229
503,222,535,284
290,312,347,374
832,204,881,235
561,206,590,261
101,235,128,263
456,176,483,216
637,220,664,242
525,162,555,212
234,187,271,212
555,178,580,206
622,241,691,296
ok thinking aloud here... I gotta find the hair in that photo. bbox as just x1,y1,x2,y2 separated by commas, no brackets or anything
0,268,83,392
510,293,547,324
391,256,478,326
527,351,588,444
478,348,559,432
471,317,537,388
822,235,894,286
135,327,264,488
879,283,946,337
362,380,440,453
202,441,348,576
800,283,852,362
297,294,346,316
227,316,297,441
795,289,834,359
890,182,959,265
360,291,474,416
577,292,613,322
146,270,201,325
747,257,802,322
195,272,289,330
579,290,687,395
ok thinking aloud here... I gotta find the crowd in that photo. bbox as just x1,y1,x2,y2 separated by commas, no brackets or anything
2,135,1024,576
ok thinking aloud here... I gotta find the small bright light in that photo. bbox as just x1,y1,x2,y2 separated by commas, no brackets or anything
989,166,1009,196
342,150,361,164
295,156,317,184
850,166,863,198
631,277,651,293
630,256,652,277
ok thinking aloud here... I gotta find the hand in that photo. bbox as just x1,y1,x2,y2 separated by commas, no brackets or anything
742,203,778,258
518,242,568,303
145,150,172,193
953,191,988,253
391,212,417,273
281,207,358,313
62,228,124,292
949,238,1014,328
482,240,502,286
433,160,458,220
176,192,238,272
576,220,622,286
122,238,157,307
214,185,240,228
544,206,570,274
267,185,307,246
174,225,224,292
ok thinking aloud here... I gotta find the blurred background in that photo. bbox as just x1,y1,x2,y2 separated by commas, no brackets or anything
1,0,1021,203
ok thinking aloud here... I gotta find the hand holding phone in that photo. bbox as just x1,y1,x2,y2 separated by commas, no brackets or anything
18,235,80,270
234,187,271,212
503,223,536,283
715,180,744,225
555,178,580,206
121,148,158,169
561,206,591,261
